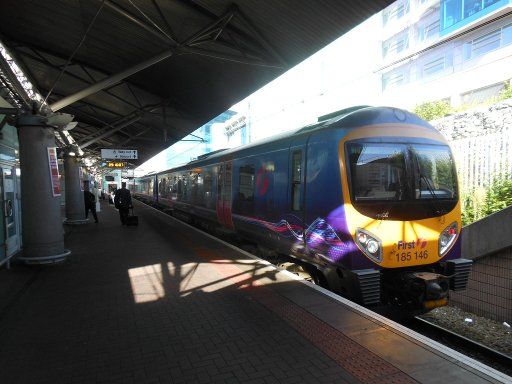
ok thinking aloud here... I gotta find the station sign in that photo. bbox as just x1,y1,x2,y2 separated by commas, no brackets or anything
106,161,126,168
101,149,138,159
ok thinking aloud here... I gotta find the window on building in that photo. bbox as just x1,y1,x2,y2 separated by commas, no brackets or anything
423,56,445,76
383,34,409,58
383,0,410,25
442,0,462,29
464,24,512,60
442,0,502,32
239,165,255,201
419,20,440,41
382,72,405,90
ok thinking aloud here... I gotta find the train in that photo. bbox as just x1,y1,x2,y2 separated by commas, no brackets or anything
131,106,472,317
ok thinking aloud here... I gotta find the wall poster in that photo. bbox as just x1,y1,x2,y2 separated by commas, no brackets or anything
47,147,61,197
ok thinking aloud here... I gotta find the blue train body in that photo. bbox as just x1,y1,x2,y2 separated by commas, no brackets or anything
132,106,472,315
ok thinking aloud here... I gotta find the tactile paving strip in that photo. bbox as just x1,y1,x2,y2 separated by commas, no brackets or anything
190,242,418,384
247,286,418,384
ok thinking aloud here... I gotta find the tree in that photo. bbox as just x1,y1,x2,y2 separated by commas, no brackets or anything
413,100,452,121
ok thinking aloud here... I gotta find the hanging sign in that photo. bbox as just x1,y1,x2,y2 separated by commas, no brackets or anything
47,147,61,197
106,161,126,168
101,149,138,159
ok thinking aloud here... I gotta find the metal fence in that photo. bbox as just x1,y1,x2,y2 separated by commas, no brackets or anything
450,129,512,193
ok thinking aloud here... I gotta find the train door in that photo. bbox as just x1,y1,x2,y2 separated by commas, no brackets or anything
0,165,21,262
216,161,234,229
288,138,308,247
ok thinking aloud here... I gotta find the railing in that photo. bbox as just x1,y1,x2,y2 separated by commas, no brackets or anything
450,128,512,192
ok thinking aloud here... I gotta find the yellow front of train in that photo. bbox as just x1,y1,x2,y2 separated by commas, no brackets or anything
339,123,467,313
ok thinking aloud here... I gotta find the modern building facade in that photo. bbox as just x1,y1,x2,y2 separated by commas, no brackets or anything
380,0,512,108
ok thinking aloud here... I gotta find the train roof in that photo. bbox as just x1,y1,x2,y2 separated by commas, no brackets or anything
139,106,434,178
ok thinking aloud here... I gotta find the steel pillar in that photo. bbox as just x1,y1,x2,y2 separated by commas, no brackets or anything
17,114,70,264
63,153,88,225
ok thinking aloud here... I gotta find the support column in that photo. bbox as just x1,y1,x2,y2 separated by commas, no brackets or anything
63,152,88,225
17,114,70,264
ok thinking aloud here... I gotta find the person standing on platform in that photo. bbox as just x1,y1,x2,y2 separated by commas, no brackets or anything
83,183,99,223
114,182,132,225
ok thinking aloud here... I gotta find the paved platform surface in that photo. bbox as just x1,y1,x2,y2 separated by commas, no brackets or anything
0,201,508,384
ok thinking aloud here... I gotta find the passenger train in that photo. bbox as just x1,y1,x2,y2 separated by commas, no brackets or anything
131,106,472,316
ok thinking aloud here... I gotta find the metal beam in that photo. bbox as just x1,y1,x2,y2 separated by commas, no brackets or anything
104,0,279,67
104,0,178,46
17,49,147,111
50,49,174,112
80,115,141,148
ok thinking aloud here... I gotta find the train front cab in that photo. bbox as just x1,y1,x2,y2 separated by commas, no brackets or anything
334,124,472,316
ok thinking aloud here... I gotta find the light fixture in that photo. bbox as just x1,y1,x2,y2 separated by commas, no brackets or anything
355,228,382,263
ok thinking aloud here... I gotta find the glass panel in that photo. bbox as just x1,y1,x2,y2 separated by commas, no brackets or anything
238,165,254,201
425,20,440,39
158,176,168,198
443,0,463,29
348,144,407,201
464,0,482,17
204,170,212,203
412,145,457,199
424,56,445,76
483,0,500,7
503,24,512,46
292,151,302,211
472,29,501,57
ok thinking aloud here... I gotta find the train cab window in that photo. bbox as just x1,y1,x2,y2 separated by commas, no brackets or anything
239,165,255,201
292,151,302,211
412,145,457,200
348,143,407,201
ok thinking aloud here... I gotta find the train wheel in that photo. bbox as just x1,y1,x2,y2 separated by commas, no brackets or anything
278,262,327,288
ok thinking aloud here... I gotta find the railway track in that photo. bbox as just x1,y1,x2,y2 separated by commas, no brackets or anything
407,317,512,376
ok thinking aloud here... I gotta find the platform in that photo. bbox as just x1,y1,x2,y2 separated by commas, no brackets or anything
0,200,509,384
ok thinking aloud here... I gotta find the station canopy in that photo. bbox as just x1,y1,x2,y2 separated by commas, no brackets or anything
0,0,393,165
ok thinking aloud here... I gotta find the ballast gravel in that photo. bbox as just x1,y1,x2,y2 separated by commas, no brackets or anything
420,305,512,356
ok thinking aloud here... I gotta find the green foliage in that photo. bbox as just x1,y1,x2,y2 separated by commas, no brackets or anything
461,175,512,226
497,81,512,101
413,100,452,121
483,175,512,216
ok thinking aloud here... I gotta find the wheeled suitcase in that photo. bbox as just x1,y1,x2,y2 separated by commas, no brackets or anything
126,208,138,226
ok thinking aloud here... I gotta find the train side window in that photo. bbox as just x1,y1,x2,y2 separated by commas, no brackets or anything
204,170,212,204
292,151,302,211
239,164,255,201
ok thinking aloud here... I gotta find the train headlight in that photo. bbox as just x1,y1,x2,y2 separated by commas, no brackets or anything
439,222,458,256
355,228,382,263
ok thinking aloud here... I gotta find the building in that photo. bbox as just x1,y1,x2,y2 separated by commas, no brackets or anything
379,0,512,108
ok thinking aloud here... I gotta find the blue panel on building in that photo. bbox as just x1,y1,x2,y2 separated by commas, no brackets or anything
440,0,511,36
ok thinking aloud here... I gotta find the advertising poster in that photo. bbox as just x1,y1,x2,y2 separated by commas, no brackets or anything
79,166,84,191
47,147,61,197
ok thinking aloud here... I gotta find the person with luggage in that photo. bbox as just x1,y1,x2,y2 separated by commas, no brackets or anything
114,182,132,225
83,182,99,223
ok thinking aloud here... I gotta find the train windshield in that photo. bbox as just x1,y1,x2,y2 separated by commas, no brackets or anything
347,141,458,220
412,144,457,200
348,143,407,201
